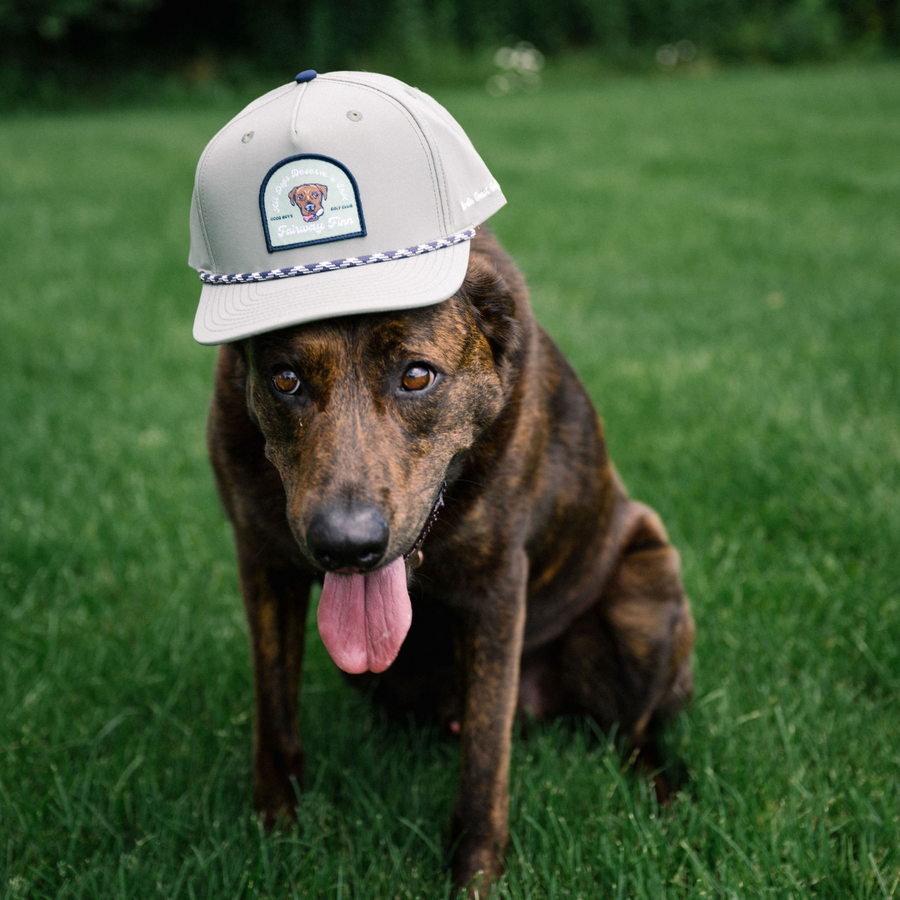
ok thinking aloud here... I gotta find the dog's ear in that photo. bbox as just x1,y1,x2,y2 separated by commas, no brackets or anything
288,188,298,206
459,255,522,366
228,340,250,391
317,184,328,201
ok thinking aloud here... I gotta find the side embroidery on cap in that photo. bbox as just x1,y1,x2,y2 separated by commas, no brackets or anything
460,179,501,212
199,228,476,285
259,154,366,253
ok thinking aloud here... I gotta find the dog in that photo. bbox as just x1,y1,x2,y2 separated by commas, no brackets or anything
206,227,694,893
288,183,327,221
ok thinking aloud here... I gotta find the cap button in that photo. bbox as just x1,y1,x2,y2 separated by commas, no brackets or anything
295,70,317,84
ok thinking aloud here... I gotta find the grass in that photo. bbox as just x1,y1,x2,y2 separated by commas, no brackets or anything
1,62,899,898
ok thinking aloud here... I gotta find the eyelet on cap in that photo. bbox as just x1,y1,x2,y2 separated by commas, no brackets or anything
295,69,317,84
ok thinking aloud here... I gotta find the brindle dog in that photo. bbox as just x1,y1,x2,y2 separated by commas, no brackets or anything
207,227,694,893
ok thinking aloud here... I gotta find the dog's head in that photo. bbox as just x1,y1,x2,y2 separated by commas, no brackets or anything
234,246,522,672
242,250,521,567
288,184,327,222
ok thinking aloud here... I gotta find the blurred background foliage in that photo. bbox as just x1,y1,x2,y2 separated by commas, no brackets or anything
1,0,898,108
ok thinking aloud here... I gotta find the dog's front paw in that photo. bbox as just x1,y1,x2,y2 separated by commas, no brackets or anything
451,841,505,898
253,747,304,829
254,780,302,830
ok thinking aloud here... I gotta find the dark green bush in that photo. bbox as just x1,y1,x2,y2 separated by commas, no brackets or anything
0,0,897,106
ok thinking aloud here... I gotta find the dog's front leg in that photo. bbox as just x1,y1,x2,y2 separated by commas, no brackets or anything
235,536,312,825
451,549,527,894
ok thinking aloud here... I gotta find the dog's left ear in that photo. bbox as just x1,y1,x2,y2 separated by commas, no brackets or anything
459,254,522,366
317,184,328,200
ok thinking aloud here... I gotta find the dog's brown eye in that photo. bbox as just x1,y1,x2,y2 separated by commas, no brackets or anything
272,368,301,395
401,364,435,392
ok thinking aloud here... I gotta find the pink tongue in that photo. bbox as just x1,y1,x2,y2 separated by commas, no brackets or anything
317,557,412,674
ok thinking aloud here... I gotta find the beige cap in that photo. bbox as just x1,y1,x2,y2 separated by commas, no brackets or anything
189,70,506,345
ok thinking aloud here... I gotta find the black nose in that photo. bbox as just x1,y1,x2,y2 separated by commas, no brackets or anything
306,505,390,572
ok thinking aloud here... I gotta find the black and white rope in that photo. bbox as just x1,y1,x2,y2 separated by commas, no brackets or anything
200,228,476,285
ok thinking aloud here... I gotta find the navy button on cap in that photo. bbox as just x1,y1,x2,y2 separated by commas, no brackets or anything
295,70,317,84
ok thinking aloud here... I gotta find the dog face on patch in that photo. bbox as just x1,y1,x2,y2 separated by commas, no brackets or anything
241,270,517,575
288,184,327,222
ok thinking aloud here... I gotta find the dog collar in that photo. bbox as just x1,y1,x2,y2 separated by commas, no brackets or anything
403,480,447,564
199,229,476,286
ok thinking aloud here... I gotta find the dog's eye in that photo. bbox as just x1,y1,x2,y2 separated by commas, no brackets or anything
401,364,435,392
272,368,301,395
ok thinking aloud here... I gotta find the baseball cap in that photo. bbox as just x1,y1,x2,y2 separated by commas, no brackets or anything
189,70,506,345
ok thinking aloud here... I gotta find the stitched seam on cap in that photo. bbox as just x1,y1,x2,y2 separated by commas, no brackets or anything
197,85,295,273
403,95,450,236
318,76,443,235
203,249,453,332
290,80,310,136
204,249,447,325
192,168,215,274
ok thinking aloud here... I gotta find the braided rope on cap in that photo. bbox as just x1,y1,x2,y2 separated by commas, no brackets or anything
200,228,477,285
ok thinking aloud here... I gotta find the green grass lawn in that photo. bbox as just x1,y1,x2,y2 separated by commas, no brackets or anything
1,63,898,899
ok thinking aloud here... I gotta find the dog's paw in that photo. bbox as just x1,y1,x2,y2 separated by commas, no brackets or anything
451,844,504,898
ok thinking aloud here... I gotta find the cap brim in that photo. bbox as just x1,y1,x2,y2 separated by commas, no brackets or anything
193,239,470,345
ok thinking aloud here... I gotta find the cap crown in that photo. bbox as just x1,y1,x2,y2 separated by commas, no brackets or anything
189,72,505,278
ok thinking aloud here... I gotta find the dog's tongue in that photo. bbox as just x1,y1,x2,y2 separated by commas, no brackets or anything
317,557,411,674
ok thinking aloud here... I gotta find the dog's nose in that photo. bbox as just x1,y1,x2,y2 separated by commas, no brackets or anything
306,505,390,572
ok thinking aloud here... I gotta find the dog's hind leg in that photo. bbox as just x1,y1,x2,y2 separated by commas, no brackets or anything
558,503,694,800
235,536,312,825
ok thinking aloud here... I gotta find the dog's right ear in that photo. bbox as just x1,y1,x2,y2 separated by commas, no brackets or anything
212,342,259,429
459,255,522,366
226,341,265,426
223,341,249,392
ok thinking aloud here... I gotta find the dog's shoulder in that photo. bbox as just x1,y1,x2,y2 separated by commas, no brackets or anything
448,227,610,522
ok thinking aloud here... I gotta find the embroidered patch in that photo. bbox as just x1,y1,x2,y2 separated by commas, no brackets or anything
259,154,366,253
